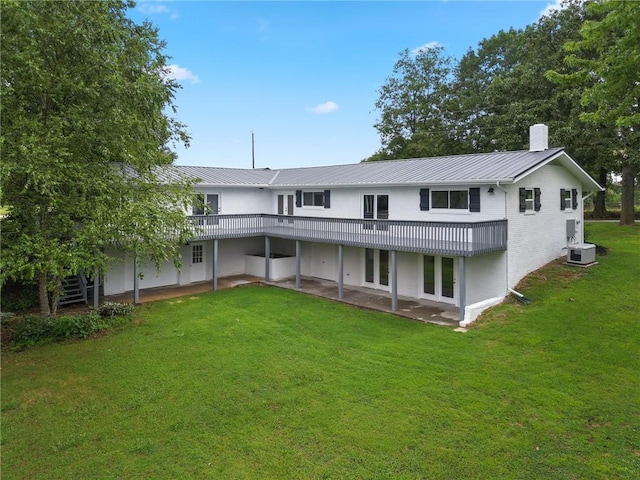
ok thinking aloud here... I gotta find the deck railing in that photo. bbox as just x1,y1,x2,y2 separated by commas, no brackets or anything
188,214,507,256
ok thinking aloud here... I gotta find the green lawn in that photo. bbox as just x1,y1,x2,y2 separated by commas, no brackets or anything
2,223,638,479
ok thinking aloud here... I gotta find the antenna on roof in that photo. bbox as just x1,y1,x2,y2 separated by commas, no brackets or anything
251,131,255,169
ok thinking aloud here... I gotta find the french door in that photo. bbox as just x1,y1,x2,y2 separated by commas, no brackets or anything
365,249,389,290
422,255,456,304
363,194,389,230
277,194,294,223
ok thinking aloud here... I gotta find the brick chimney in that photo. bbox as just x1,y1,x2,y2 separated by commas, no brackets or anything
529,124,548,151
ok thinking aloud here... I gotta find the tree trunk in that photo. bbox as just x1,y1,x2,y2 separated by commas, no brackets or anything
50,276,61,316
593,167,608,217
619,166,637,225
38,270,50,316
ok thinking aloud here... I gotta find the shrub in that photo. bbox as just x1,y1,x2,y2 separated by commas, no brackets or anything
97,302,134,318
54,311,108,339
11,315,58,347
8,308,134,349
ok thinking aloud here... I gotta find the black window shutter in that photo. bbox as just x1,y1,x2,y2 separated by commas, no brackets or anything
519,188,526,212
419,188,430,211
324,190,331,209
469,188,481,212
295,190,302,208
534,188,542,211
572,189,578,210
560,189,566,210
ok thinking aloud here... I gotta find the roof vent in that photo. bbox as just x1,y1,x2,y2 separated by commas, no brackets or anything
529,124,548,151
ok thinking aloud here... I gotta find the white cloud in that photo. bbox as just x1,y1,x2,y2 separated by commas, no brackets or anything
165,64,201,84
137,1,178,19
539,0,565,18
311,101,339,114
411,41,443,55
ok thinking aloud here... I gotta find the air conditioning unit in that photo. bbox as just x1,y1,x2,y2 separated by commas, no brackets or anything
567,243,596,265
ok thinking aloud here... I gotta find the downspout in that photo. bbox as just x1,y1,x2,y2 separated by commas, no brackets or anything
495,181,510,298
580,192,594,244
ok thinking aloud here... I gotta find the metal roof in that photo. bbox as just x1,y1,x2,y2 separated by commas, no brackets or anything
163,165,277,186
270,148,565,187
168,148,602,191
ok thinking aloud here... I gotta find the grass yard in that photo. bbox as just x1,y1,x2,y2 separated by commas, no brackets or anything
1,223,639,479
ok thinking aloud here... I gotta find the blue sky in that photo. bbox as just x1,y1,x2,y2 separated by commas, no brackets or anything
129,1,562,169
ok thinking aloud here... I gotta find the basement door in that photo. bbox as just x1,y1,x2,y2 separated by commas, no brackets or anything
421,255,456,305
190,242,206,283
364,248,389,291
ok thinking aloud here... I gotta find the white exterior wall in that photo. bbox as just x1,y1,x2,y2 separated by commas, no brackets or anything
103,249,180,295
465,252,508,304
506,164,583,288
103,249,127,296
289,185,505,222
192,187,271,215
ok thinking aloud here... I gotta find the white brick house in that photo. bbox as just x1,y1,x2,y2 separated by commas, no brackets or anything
103,125,602,325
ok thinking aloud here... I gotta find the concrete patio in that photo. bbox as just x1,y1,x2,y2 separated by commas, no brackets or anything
106,274,460,327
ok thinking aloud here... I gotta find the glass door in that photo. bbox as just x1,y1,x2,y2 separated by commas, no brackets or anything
365,249,389,290
206,194,219,225
363,194,389,230
278,194,295,224
422,255,456,304
441,257,454,299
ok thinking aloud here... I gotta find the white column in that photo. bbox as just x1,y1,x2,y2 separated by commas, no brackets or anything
338,244,344,299
295,240,301,288
264,236,270,282
212,239,218,290
133,254,140,304
458,256,466,323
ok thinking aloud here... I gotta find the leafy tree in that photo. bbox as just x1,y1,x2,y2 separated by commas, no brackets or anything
368,47,455,160
451,1,615,214
548,0,639,224
1,0,197,315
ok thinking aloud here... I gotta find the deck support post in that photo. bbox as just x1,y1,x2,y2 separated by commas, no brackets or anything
93,269,99,308
391,250,398,311
459,256,466,323
212,239,218,291
295,240,301,288
264,236,270,282
338,244,344,299
133,254,140,304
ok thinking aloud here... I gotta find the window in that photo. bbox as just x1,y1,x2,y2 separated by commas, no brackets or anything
525,189,535,211
561,188,579,210
301,190,331,208
519,187,541,212
192,245,203,264
193,194,205,215
432,190,468,209
561,189,572,210
303,191,325,207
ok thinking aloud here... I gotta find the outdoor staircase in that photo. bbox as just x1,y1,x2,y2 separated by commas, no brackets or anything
59,272,88,306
